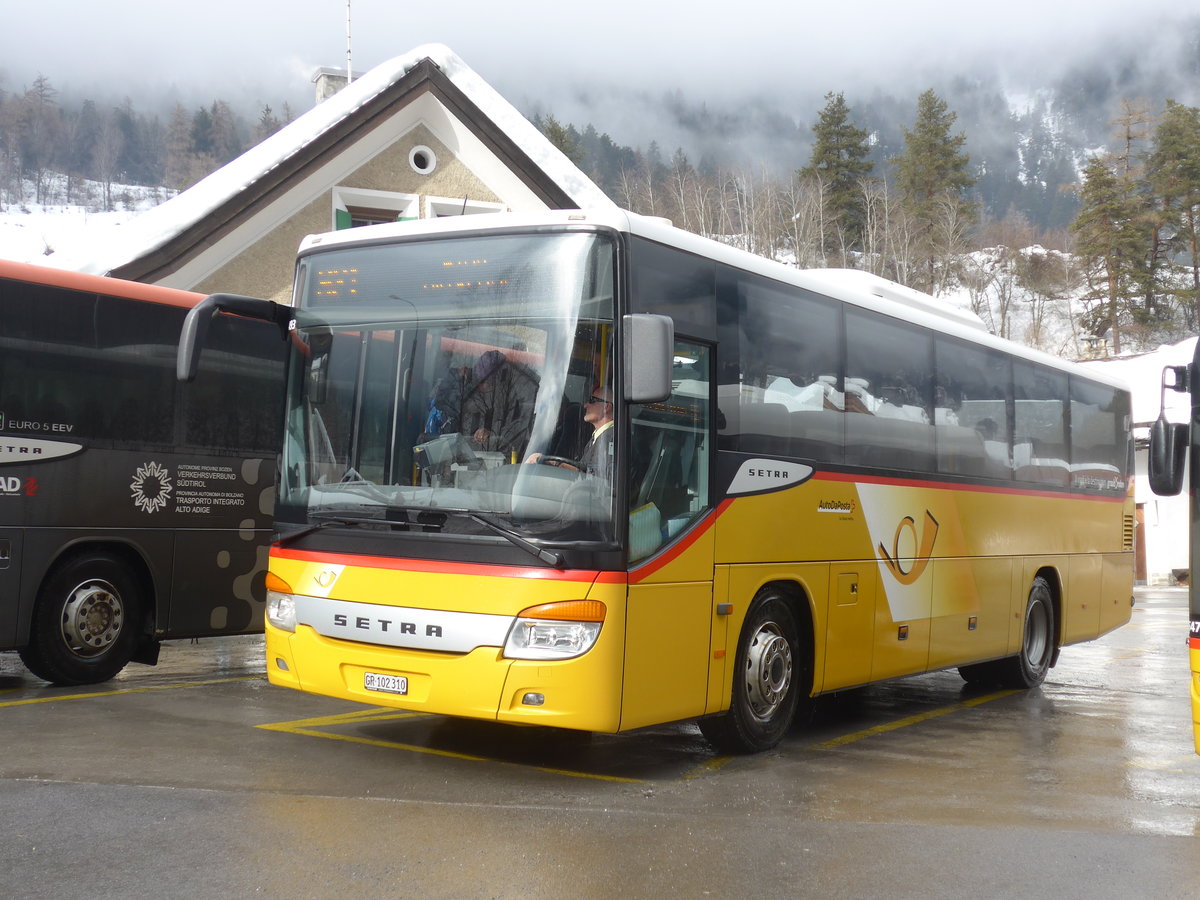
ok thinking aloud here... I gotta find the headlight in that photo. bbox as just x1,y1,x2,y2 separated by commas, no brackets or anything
265,572,297,632
503,600,605,660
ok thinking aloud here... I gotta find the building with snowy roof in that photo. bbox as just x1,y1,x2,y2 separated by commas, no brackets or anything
60,44,616,302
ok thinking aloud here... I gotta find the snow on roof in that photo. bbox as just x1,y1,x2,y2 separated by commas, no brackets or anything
55,44,615,276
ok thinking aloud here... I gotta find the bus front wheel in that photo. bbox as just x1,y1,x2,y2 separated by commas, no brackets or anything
699,592,802,753
19,554,144,685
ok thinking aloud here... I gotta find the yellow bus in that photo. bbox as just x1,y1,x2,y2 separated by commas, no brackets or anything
181,210,1135,752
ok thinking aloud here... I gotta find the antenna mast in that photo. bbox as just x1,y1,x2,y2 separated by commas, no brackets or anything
346,0,353,82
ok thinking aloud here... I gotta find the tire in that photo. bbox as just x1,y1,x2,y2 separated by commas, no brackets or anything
958,577,1057,689
699,592,804,753
957,658,1003,685
18,553,144,685
993,575,1056,689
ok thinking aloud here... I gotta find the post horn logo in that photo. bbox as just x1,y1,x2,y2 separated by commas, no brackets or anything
878,510,939,585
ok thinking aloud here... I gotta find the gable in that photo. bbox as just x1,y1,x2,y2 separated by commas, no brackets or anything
72,48,613,294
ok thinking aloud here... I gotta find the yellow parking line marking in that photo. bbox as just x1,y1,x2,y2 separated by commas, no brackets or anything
0,675,260,709
1125,755,1200,772
811,689,1019,750
258,711,644,783
256,708,421,730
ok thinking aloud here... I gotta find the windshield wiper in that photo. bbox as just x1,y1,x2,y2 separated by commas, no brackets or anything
274,511,387,546
375,503,565,568
278,504,565,568
466,511,565,568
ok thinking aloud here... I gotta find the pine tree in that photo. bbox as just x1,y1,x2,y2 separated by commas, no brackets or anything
539,114,583,166
1148,99,1200,329
892,89,976,291
255,104,282,142
798,92,873,254
1070,155,1148,354
895,90,974,215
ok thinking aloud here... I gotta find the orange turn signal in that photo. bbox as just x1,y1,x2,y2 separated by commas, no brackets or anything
518,600,606,622
265,571,293,594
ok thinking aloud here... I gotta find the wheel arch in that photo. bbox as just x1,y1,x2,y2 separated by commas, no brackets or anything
26,539,161,643
753,578,816,699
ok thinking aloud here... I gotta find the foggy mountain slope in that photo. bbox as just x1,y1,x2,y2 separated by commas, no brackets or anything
517,14,1200,229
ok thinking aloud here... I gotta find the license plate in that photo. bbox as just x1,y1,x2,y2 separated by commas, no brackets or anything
363,671,408,695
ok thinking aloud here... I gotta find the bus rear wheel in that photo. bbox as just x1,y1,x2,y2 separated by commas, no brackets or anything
699,592,802,753
18,554,144,685
996,576,1056,688
959,576,1056,689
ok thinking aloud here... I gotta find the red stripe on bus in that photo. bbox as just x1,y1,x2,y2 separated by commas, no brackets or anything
270,546,622,583
813,469,1127,502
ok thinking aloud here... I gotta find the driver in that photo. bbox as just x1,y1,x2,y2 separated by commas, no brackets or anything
526,384,613,479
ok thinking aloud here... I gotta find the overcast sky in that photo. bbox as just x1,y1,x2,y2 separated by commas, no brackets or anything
3,1,1192,117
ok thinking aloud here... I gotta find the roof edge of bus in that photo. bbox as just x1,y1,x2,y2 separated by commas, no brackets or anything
295,209,636,254
0,257,204,308
795,268,988,333
289,209,1132,392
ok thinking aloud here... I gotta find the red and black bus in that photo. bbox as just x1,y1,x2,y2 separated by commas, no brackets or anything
0,260,285,684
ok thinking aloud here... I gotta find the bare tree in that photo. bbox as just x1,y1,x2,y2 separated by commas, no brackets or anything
927,192,974,297
93,110,125,211
782,174,828,269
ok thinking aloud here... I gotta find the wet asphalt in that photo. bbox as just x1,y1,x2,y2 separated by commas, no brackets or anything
1,587,1198,899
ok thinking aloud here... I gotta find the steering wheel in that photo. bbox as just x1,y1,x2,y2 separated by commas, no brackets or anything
535,455,579,470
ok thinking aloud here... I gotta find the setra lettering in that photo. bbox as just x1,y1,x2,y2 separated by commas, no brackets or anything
330,612,444,638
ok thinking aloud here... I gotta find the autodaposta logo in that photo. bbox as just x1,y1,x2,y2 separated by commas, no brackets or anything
1,475,37,497
130,461,172,513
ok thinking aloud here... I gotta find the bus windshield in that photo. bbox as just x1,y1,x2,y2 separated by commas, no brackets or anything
279,231,618,547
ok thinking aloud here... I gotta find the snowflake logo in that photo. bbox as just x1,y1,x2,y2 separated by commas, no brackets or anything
130,461,172,514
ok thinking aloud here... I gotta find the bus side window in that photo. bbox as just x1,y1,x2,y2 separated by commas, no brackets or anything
1014,361,1069,487
728,271,844,464
934,337,1012,478
845,308,935,472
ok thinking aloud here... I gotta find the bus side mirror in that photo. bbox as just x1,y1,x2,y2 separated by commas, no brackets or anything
623,314,674,404
177,293,291,382
1148,415,1188,496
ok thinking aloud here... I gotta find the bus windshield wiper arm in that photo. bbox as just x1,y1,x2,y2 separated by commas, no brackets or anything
465,511,565,568
389,504,564,568
274,511,384,546
281,503,564,568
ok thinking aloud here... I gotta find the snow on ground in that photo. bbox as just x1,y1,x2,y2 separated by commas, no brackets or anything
1,175,169,268
0,204,139,266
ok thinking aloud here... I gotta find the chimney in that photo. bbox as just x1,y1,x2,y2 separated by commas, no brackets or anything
312,67,353,104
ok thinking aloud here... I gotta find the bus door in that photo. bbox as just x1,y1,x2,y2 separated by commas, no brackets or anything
622,341,715,730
